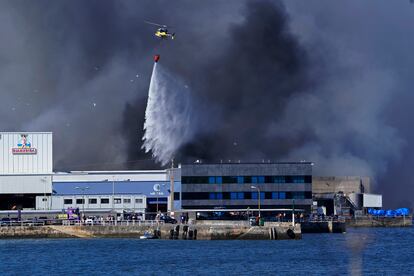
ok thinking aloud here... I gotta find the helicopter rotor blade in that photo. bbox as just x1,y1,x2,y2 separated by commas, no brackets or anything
144,20,168,28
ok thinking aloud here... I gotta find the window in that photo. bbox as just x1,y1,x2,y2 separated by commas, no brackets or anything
135,198,143,204
274,176,285,183
223,176,238,183
209,193,216,200
252,176,258,183
181,176,209,184
101,198,109,204
76,199,84,204
123,199,131,204
209,176,215,184
64,199,72,205
279,192,286,199
230,192,237,200
114,198,121,204
237,192,244,200
251,192,264,200
173,193,180,200
216,176,222,184
258,176,265,183
292,176,305,183
272,192,279,199
89,198,97,204
292,192,305,199
237,176,244,184
216,193,223,200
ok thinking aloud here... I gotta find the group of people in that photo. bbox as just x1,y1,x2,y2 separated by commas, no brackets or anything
180,213,189,224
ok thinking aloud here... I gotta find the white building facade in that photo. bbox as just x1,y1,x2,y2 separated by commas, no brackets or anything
0,132,53,210
36,194,146,214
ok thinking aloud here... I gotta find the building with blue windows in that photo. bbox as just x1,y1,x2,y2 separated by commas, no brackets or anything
49,169,181,215
181,163,313,214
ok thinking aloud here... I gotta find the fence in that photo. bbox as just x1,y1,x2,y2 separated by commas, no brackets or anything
0,219,164,227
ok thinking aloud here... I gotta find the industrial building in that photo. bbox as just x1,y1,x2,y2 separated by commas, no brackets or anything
312,176,382,216
0,132,181,214
0,132,53,210
50,170,181,214
36,194,146,215
0,131,385,220
181,163,313,215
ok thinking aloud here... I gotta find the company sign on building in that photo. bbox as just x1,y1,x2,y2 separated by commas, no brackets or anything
12,134,37,154
0,132,52,175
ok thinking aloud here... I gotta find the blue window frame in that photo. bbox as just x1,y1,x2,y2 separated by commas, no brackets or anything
279,192,286,199
237,192,244,200
237,176,244,184
230,192,237,200
209,193,216,200
216,176,222,184
258,176,265,183
209,176,215,184
252,176,258,183
272,192,279,199
216,193,223,200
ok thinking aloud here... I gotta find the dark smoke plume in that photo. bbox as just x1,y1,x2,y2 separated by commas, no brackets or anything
1,0,412,208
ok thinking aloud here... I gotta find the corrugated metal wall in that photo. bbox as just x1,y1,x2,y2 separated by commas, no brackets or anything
0,175,52,194
0,132,52,174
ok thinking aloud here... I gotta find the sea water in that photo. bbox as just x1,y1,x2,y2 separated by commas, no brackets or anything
0,227,413,275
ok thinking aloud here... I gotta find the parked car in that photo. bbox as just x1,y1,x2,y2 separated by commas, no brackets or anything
160,215,177,224
0,218,11,226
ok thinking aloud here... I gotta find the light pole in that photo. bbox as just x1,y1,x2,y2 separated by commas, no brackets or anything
111,176,117,213
154,183,166,216
292,199,295,227
41,177,47,210
112,175,115,202
251,185,261,218
75,186,89,220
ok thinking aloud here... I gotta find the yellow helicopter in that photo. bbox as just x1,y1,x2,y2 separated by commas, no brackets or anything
145,21,175,40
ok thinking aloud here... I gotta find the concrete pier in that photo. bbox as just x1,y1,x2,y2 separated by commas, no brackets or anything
0,222,301,240
301,221,346,233
346,216,413,227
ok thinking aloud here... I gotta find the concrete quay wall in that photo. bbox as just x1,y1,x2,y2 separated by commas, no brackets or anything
301,221,346,233
346,216,413,227
0,223,301,240
0,226,73,239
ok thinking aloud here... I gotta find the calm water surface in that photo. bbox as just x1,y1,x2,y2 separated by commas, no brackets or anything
0,227,413,275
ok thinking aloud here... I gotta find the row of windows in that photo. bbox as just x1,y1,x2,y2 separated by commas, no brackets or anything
182,175,311,184
183,192,311,200
63,198,143,205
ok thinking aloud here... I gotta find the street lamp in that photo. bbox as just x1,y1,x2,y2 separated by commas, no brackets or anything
75,186,89,220
112,175,115,201
251,185,261,218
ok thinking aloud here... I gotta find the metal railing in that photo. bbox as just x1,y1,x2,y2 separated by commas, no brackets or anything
0,219,164,227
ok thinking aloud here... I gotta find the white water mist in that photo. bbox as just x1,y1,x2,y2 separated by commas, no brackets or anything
142,63,194,165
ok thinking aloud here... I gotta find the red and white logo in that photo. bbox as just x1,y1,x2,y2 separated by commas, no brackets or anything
12,134,37,155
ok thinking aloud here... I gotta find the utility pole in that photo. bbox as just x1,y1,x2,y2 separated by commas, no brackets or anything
75,186,89,221
251,186,261,218
169,159,175,217
112,176,115,213
292,199,295,227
